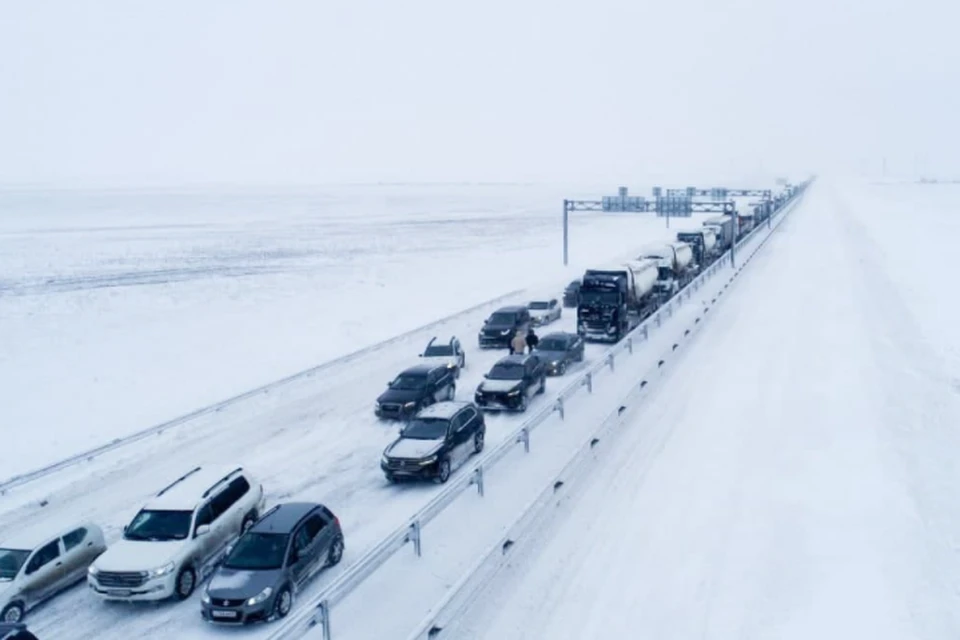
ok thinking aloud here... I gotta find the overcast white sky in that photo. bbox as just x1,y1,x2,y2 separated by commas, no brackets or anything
1,0,957,187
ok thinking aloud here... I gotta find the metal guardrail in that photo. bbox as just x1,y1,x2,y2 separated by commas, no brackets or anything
266,180,814,640
402,178,812,640
0,288,527,495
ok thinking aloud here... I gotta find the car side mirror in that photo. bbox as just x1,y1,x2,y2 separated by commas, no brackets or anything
483,373,490,379
195,524,210,537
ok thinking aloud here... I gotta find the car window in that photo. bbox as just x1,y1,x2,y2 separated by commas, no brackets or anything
550,299,558,307
212,476,250,516
303,514,327,540
62,528,87,551
458,408,477,430
292,525,311,553
25,540,60,574
195,503,214,531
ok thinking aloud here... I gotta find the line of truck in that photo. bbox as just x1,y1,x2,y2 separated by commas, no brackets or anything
574,204,768,343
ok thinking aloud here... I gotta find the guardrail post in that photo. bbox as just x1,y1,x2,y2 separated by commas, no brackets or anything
626,336,633,354
584,372,593,393
408,520,422,557
607,353,615,372
643,324,649,340
473,465,485,497
655,313,662,328
311,600,332,640
518,426,530,452
554,397,565,420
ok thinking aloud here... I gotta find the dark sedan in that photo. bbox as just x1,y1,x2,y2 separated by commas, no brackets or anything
375,364,456,420
201,503,344,625
562,280,581,307
533,332,585,375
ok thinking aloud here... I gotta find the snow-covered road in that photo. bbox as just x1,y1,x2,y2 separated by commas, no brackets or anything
445,181,960,640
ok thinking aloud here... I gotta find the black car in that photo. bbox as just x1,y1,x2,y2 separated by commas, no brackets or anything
562,280,581,307
201,503,344,624
474,354,546,412
0,624,36,640
375,364,456,420
533,332,585,376
478,306,531,348
380,401,486,484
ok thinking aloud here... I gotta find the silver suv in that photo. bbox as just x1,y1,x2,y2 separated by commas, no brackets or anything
87,465,265,602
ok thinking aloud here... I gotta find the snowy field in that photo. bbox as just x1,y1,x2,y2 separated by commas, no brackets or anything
0,182,757,639
442,180,960,640
2,183,716,477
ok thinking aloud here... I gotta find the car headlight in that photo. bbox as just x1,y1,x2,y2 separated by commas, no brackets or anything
88,565,100,576
418,455,438,465
403,401,416,409
500,329,510,335
147,562,175,579
247,586,273,606
507,389,520,396
201,590,211,604
446,363,456,369
381,453,390,465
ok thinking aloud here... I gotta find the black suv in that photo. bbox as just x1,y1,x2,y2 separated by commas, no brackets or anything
380,401,486,484
474,354,546,412
478,305,532,348
375,364,456,420
563,280,581,307
533,331,585,375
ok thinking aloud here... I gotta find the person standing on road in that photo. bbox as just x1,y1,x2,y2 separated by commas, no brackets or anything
510,330,527,355
525,328,539,353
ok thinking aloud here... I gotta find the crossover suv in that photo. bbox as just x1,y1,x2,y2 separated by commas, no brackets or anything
477,306,531,348
527,299,562,326
418,336,466,378
1,523,107,623
474,354,546,412
562,280,580,307
533,332,585,375
381,401,486,484
201,502,344,624
375,364,456,420
88,465,265,602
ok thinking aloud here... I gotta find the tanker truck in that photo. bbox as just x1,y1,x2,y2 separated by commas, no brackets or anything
675,227,718,268
577,258,659,342
637,242,695,299
702,215,735,253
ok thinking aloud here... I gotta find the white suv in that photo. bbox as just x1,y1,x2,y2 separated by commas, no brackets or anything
87,465,265,602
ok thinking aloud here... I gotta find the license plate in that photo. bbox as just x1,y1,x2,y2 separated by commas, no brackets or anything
107,589,131,597
212,610,238,619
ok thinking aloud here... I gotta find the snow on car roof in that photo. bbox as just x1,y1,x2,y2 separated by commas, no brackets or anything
417,401,472,420
145,464,246,511
2,520,96,551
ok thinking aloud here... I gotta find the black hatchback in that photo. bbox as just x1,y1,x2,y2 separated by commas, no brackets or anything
380,401,486,484
375,364,457,420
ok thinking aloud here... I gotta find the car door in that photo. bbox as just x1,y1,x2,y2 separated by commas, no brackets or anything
57,527,96,589
192,502,220,569
300,512,333,579
17,539,63,609
453,338,464,367
446,413,470,469
217,477,250,538
523,357,539,396
287,524,315,587
549,299,560,321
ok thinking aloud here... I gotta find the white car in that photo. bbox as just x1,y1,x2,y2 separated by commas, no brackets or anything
1,523,107,623
419,336,466,378
87,465,265,602
527,299,561,326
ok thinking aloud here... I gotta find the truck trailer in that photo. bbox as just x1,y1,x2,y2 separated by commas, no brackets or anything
577,259,659,342
702,215,735,253
675,228,718,268
637,242,695,298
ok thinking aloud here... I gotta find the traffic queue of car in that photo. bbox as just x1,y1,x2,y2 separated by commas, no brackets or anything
0,300,580,633
376,298,585,484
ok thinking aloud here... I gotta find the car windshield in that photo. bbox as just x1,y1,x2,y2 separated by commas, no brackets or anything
0,548,29,580
487,363,524,380
423,344,454,357
528,301,549,310
390,373,426,390
487,312,516,325
579,290,619,305
537,338,568,351
401,417,450,440
124,509,193,541
223,532,289,571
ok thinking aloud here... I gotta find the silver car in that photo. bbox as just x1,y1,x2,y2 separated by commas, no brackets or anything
527,299,562,326
201,502,344,624
1,523,107,623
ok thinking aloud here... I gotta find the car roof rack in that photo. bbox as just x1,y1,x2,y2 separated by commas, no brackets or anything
201,466,243,498
157,466,202,496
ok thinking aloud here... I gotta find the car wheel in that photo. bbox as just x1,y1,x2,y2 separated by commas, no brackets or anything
435,459,451,484
326,535,345,567
274,586,293,619
558,362,567,375
385,473,399,484
518,394,527,412
1,602,24,623
538,376,546,394
473,431,485,454
175,566,196,600
448,384,456,401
